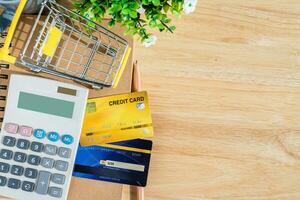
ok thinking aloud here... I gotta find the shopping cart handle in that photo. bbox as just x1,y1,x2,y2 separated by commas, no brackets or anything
0,0,27,64
0,48,16,63
112,47,131,88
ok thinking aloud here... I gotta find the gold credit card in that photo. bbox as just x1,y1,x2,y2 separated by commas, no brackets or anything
80,91,154,145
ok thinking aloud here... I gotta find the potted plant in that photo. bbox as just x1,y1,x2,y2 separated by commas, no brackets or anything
74,0,197,47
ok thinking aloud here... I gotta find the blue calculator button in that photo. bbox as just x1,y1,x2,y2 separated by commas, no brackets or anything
33,129,46,139
47,132,60,142
61,135,73,145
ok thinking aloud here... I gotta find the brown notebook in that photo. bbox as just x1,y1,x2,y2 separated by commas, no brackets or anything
0,15,133,200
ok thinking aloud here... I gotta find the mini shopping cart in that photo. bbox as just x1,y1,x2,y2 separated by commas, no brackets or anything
0,0,131,89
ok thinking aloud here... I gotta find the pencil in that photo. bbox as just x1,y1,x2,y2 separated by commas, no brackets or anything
137,187,144,200
132,61,142,93
132,61,145,200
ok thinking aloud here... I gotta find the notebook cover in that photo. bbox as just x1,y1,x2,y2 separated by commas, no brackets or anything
0,14,132,200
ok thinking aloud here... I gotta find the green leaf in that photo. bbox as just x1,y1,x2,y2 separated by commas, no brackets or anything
124,28,132,35
129,10,138,18
142,0,150,5
152,0,161,6
122,7,131,15
108,20,116,27
149,20,156,28
158,23,165,30
73,2,82,8
128,1,140,10
162,18,171,23
170,26,176,31
163,4,170,13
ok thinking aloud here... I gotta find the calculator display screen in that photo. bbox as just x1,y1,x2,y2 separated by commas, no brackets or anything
17,92,75,119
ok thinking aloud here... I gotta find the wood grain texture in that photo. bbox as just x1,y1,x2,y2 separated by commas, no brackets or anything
133,1,300,199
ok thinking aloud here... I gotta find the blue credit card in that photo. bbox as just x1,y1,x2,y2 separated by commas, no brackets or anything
73,139,152,187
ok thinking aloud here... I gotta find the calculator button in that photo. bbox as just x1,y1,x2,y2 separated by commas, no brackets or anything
36,171,51,195
48,187,63,198
22,181,35,192
4,123,18,134
41,157,54,169
8,178,21,189
28,155,41,166
0,162,10,173
44,144,57,156
33,129,46,139
30,142,44,152
61,134,74,145
3,136,16,147
0,176,7,186
19,126,33,137
51,174,65,185
17,139,30,150
55,160,68,172
0,149,13,160
25,168,38,179
14,152,27,163
11,165,24,176
58,147,71,158
47,132,60,142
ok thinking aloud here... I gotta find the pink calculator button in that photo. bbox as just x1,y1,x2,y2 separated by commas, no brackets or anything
4,123,19,134
19,126,33,137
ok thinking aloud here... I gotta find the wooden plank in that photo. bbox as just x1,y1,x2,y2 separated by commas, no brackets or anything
131,1,300,199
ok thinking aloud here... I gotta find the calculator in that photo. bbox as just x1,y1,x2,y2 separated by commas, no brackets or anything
0,74,89,200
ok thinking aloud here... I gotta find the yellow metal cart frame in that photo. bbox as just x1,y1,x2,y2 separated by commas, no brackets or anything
0,0,131,89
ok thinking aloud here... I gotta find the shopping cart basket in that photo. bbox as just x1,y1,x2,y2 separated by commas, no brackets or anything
0,0,131,89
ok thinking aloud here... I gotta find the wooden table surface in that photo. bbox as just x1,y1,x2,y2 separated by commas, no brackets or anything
134,1,300,199
1,1,300,200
